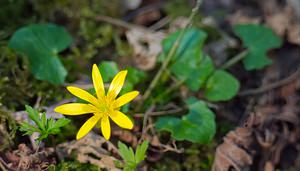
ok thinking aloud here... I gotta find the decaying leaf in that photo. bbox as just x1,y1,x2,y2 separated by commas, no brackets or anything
265,6,300,45
126,28,165,71
212,115,256,171
56,132,120,171
229,0,300,45
1,144,55,171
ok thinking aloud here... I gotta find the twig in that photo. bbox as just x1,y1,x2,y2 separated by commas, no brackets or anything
135,107,185,117
149,16,171,30
219,50,249,70
95,15,153,32
0,157,9,171
239,68,300,96
139,105,155,143
159,142,184,153
141,0,203,102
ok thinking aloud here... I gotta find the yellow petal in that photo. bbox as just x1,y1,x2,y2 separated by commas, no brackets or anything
114,91,139,108
76,114,101,140
107,70,127,100
54,103,97,115
110,111,133,129
67,86,100,107
92,64,105,99
101,116,111,140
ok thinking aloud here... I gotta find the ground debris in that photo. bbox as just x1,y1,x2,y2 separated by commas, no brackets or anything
229,0,300,46
126,28,165,71
212,114,257,171
213,94,300,171
0,144,55,171
56,132,121,171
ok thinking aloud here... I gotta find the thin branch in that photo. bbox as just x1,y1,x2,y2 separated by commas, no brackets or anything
141,0,203,102
135,107,185,117
239,68,300,96
139,105,155,143
219,50,249,70
95,15,153,32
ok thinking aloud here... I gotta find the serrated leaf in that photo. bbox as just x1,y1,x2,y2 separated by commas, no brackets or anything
9,23,72,84
155,97,216,144
21,105,70,142
204,70,240,101
135,141,149,163
233,24,282,70
118,141,135,163
52,118,70,129
98,61,119,82
19,122,40,135
25,105,43,129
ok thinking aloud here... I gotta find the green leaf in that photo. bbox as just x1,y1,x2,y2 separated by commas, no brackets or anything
233,24,282,70
25,105,43,129
20,105,71,142
52,118,70,129
118,141,149,171
204,70,240,101
118,141,135,163
126,67,147,85
19,122,40,135
171,54,214,91
160,28,208,91
9,23,72,84
160,28,207,62
155,97,216,144
98,61,119,82
135,141,149,163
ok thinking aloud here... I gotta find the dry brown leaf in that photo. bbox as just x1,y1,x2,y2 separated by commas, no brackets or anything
261,0,300,45
228,10,261,25
56,132,120,171
212,126,254,171
113,129,138,147
126,28,165,71
2,144,55,171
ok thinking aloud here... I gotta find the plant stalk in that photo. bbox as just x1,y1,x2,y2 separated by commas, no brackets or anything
219,49,249,70
141,0,203,102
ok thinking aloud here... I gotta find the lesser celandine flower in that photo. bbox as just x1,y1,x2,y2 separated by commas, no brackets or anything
54,64,139,140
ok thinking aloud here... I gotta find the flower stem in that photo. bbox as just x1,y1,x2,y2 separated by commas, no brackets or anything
153,79,185,103
141,0,203,102
219,49,249,70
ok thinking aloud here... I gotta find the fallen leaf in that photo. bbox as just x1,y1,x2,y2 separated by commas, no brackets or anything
126,28,165,71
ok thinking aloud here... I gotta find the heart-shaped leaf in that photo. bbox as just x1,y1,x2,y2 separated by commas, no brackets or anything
98,61,119,82
160,28,208,91
155,97,216,144
204,70,240,101
171,54,214,91
233,24,282,70
9,23,72,84
160,28,207,62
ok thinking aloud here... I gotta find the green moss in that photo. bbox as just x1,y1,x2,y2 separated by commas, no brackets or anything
48,160,101,171
151,158,181,171
150,143,215,171
0,107,17,151
183,144,215,171
0,45,66,110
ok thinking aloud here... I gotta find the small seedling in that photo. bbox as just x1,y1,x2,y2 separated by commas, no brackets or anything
19,105,70,143
118,140,149,171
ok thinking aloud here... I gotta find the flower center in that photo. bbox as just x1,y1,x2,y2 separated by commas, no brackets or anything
98,96,114,115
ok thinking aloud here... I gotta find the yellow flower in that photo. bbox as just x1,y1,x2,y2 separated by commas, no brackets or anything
54,64,139,140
